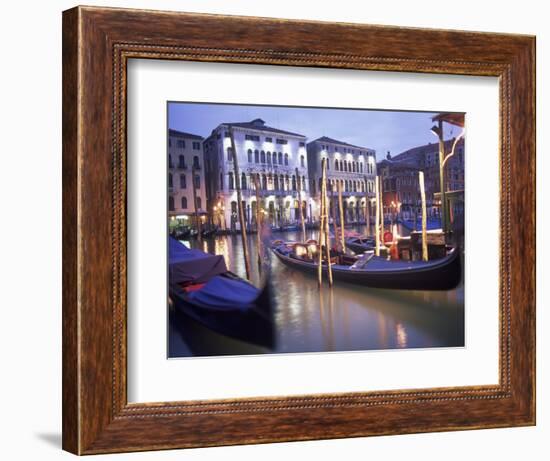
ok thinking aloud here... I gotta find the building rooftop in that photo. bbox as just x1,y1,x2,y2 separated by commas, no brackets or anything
168,129,204,140
377,158,420,171
309,136,372,151
391,138,463,163
378,137,464,169
218,118,306,138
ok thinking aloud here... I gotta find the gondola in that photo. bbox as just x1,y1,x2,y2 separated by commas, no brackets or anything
200,227,218,238
400,217,441,232
271,240,461,290
345,236,376,254
169,237,274,348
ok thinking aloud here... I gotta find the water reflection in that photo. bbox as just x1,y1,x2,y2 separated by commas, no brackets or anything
170,225,464,357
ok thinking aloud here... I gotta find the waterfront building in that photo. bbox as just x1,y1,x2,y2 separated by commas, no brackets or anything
168,129,207,225
306,136,377,223
203,118,309,230
377,154,420,221
378,138,465,223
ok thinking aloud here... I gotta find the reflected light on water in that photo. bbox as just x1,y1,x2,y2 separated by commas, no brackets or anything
396,323,408,348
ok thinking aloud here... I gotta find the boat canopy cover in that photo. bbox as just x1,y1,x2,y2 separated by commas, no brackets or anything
169,237,227,284
189,275,259,310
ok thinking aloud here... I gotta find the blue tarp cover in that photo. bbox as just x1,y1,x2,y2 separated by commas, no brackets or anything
189,275,259,310
169,237,227,284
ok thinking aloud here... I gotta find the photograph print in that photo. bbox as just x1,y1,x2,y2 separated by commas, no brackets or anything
167,102,465,358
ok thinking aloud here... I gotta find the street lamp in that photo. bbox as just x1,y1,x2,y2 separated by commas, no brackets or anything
430,121,447,234
430,122,465,236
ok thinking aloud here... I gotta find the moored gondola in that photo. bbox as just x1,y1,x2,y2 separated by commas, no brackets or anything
200,227,218,238
169,237,274,348
271,240,461,290
345,236,376,254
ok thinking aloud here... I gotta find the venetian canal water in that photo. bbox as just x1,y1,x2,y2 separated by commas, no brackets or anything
168,224,464,358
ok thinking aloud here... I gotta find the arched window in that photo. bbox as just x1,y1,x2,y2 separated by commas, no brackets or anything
260,151,266,163
181,197,187,209
241,173,247,190
197,197,202,209
178,155,185,169
274,175,279,190
168,155,173,168
360,162,363,173
193,155,200,169
228,172,234,189
254,150,259,163
168,196,174,211
284,153,289,166
194,175,200,189
168,173,173,188
278,152,283,165
302,176,306,190
300,155,305,168
247,149,253,163
339,160,343,171
262,174,267,190
180,174,186,188
335,159,339,171
267,152,271,164
292,175,297,191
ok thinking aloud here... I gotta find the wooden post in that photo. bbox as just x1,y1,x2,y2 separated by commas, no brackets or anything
379,173,385,232
191,165,202,241
330,182,339,251
419,171,428,261
375,175,381,257
295,167,306,242
436,119,448,235
322,159,333,285
364,176,370,237
229,128,251,280
337,180,346,253
317,163,325,286
254,173,262,272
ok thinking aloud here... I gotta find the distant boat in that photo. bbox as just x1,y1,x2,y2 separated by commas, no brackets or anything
271,241,461,291
169,237,274,348
400,217,442,232
200,227,218,238
271,224,300,232
345,236,376,254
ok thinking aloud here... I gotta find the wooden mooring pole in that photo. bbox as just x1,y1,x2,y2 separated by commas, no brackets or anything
191,165,202,241
337,180,346,253
375,175,381,257
296,167,306,242
229,128,251,280
322,159,333,285
317,163,325,286
419,171,428,262
254,173,262,273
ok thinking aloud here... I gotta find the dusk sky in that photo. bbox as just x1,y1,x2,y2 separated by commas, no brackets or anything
168,102,462,160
